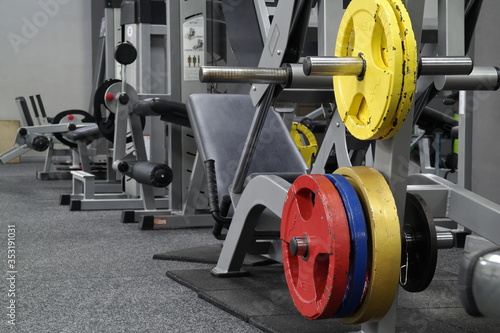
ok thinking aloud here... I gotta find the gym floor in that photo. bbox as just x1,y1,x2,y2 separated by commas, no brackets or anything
0,160,497,332
0,160,259,332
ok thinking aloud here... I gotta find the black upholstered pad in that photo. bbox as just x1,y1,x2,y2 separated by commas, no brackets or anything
133,98,190,127
65,124,102,141
186,94,307,198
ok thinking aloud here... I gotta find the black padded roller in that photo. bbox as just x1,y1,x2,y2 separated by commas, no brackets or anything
120,160,173,187
65,124,103,143
132,98,190,128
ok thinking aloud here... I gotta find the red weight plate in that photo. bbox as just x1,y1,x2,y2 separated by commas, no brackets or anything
281,174,351,319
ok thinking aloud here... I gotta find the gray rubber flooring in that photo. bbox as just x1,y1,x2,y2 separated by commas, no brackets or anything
0,160,497,332
0,160,260,333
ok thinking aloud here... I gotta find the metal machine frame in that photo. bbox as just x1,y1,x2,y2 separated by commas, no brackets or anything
66,0,227,229
0,95,103,180
196,1,500,332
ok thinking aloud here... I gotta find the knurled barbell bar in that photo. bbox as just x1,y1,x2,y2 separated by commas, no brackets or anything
200,0,474,141
200,54,471,142
200,57,472,84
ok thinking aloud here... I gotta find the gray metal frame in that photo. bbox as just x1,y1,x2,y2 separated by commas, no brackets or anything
213,0,353,277
0,119,98,180
206,0,500,332
249,0,295,106
211,175,290,276
409,173,500,245
68,1,217,229
128,0,216,228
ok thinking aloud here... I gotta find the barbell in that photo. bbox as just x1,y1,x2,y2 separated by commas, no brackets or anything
200,0,473,140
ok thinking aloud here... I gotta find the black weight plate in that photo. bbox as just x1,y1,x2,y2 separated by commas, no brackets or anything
400,192,438,292
52,110,95,148
115,42,137,65
94,79,121,142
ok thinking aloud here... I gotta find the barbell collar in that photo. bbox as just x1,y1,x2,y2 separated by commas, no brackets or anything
418,56,473,76
303,56,365,77
434,66,500,91
284,64,334,89
405,230,454,251
436,230,455,249
289,236,309,257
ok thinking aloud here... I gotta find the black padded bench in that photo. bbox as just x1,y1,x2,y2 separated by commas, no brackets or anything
186,94,307,200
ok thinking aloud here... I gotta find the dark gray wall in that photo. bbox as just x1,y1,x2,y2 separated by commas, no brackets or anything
471,0,500,204
0,0,92,120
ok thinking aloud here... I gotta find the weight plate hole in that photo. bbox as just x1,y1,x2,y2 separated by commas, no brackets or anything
296,188,316,221
314,253,330,300
372,19,389,71
289,255,299,287
349,95,370,126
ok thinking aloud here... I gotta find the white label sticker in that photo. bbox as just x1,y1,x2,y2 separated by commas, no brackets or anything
183,15,205,81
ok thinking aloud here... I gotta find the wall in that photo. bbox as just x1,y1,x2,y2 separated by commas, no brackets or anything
0,0,92,121
471,0,500,204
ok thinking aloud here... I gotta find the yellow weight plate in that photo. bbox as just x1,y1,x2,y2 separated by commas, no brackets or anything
334,0,404,140
334,166,401,324
378,0,418,139
290,122,318,168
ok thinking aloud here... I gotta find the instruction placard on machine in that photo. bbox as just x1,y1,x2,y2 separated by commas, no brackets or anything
183,15,205,81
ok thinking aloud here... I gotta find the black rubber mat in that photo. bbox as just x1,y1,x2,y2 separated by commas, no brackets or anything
165,265,499,333
153,244,277,266
166,266,358,333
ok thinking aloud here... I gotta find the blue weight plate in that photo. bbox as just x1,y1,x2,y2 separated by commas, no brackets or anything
324,174,369,318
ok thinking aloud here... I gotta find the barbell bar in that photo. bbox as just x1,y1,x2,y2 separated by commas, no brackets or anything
199,56,473,85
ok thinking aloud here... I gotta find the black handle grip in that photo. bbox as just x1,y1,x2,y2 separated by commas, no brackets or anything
36,95,47,118
219,195,232,217
204,159,220,214
29,96,40,118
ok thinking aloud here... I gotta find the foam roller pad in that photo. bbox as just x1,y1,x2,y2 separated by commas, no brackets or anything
132,98,190,128
124,161,173,187
65,124,103,142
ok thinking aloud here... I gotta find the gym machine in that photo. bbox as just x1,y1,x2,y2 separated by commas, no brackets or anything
0,94,103,180
183,0,500,332
118,0,213,228
61,0,165,211
64,0,227,229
